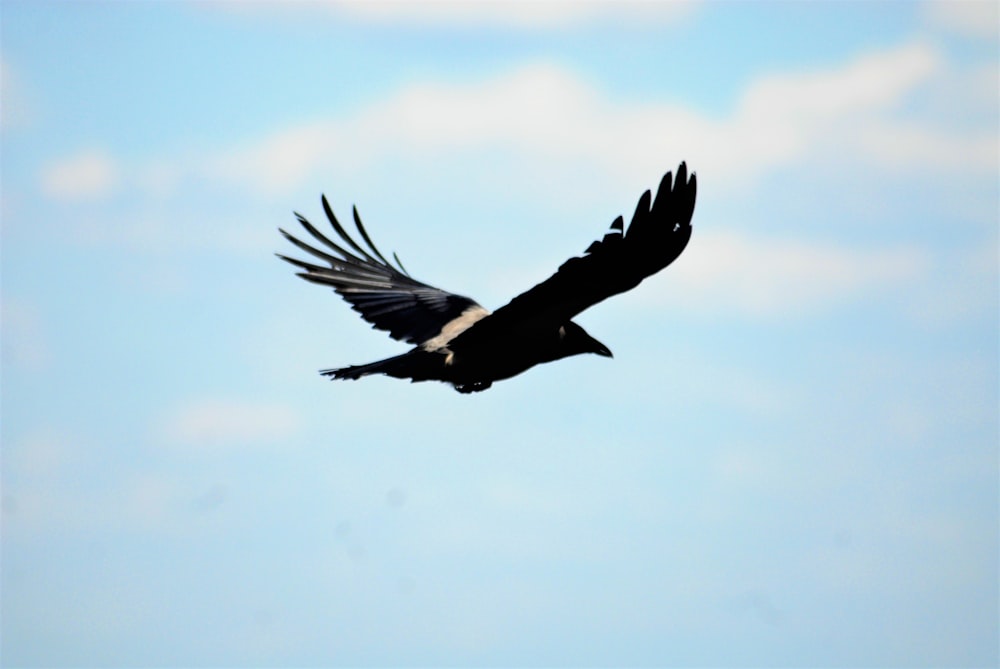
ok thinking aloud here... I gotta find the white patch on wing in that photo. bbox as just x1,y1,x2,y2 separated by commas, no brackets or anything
421,305,491,352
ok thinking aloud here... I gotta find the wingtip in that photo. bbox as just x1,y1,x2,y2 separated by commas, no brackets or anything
321,193,337,222
677,161,696,188
275,252,308,269
635,188,652,217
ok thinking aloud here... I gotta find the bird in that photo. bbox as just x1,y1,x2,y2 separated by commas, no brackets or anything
277,163,696,393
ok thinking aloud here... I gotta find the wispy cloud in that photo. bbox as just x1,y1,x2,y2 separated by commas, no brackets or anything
922,0,999,40
36,39,992,205
40,148,120,201
210,0,700,30
336,0,699,28
163,399,301,448
646,230,930,317
196,40,983,197
856,117,996,171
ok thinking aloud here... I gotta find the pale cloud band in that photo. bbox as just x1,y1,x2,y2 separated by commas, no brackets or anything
163,399,301,448
213,0,701,30
40,39,993,202
192,40,994,198
40,148,120,201
655,231,930,317
922,0,1000,39
32,38,995,322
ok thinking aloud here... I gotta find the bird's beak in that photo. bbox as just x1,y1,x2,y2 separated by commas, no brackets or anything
594,342,613,358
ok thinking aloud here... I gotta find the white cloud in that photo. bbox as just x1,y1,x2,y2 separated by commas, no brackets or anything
210,0,699,30
922,0,999,40
40,40,991,205
40,148,120,201
857,117,997,171
742,41,939,117
205,120,340,197
716,40,948,174
198,40,983,198
646,230,930,317
340,0,699,28
163,399,301,447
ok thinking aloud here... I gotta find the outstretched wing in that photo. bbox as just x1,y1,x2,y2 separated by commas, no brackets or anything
277,197,485,346
452,163,695,349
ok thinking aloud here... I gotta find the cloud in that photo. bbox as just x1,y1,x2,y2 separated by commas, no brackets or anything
335,0,699,28
39,39,992,205
198,40,981,198
210,0,700,30
645,230,930,317
40,148,120,201
856,117,996,171
163,399,301,448
922,0,999,40
732,41,960,169
741,40,939,117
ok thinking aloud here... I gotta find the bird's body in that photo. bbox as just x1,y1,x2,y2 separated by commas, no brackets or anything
277,163,696,393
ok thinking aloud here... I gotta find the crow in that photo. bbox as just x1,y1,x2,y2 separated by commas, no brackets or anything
277,163,696,393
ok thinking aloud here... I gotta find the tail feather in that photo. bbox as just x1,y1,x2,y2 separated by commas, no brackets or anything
320,350,441,382
321,360,392,380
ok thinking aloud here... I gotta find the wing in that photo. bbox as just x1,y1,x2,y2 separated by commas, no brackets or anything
452,163,695,349
277,196,485,346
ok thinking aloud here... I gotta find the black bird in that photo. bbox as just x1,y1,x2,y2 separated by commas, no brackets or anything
277,163,696,393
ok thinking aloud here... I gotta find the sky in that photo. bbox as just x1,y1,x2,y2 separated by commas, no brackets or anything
1,1,997,667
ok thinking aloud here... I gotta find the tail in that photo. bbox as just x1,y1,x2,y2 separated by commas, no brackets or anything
320,350,441,382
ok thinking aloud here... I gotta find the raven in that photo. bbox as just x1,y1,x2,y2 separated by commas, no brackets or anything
277,163,696,393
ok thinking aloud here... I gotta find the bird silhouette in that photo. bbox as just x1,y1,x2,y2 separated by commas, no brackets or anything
277,163,696,393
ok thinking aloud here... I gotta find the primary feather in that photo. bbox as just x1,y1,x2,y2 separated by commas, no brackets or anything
276,196,484,346
450,164,695,354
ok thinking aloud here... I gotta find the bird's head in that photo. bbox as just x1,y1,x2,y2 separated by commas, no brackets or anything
560,321,613,358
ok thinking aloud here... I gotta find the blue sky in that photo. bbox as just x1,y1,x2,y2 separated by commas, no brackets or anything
1,1,997,666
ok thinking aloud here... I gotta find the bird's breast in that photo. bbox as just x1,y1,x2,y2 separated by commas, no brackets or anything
439,326,567,383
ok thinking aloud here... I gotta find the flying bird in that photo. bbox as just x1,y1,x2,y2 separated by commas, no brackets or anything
277,163,696,393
